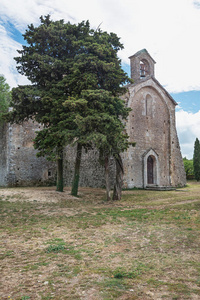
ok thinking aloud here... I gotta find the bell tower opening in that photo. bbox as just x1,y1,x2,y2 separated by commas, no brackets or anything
140,59,150,79
129,49,156,83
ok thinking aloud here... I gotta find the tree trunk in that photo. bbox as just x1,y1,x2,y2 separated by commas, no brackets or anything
71,143,82,196
112,154,124,200
56,149,64,192
105,155,111,201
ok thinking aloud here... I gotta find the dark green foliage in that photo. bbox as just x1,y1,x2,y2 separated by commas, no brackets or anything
6,15,132,194
65,89,134,198
183,157,194,179
0,75,11,123
65,89,131,151
193,138,200,181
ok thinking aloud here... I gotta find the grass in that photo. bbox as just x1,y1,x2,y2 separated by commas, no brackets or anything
0,181,200,299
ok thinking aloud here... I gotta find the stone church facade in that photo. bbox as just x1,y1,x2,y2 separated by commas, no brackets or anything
0,49,186,188
122,49,186,188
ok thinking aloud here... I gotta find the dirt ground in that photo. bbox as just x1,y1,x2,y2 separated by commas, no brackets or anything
0,183,200,300
0,186,76,203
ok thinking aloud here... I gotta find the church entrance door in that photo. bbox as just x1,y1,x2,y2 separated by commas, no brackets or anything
147,155,154,184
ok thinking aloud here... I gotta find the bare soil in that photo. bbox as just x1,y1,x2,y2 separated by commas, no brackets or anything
0,182,200,300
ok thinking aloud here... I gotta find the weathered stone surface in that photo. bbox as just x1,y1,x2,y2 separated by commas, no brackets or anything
0,121,56,187
123,49,186,188
0,123,8,186
0,49,186,188
63,146,115,188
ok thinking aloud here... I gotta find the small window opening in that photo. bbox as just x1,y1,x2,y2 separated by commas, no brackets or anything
140,62,146,78
145,94,152,116
140,59,150,79
48,170,52,177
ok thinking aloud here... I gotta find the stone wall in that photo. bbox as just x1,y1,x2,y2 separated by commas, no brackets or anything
169,105,186,186
64,146,115,188
0,122,8,186
123,84,171,187
0,120,115,188
122,78,186,188
3,121,56,187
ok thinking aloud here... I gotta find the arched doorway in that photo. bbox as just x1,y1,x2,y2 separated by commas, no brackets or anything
143,149,159,188
147,155,154,184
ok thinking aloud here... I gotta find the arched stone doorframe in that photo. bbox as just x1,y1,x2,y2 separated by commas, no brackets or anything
142,148,160,188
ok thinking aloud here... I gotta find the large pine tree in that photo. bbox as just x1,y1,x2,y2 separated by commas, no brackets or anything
6,15,132,195
193,138,200,181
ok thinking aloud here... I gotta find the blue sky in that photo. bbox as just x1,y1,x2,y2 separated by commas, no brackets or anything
3,21,25,45
0,0,200,159
172,91,200,113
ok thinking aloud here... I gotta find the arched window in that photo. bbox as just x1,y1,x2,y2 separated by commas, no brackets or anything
140,59,150,79
145,94,152,116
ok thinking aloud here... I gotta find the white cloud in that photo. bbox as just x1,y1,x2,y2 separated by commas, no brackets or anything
0,24,29,87
1,0,200,92
176,109,200,159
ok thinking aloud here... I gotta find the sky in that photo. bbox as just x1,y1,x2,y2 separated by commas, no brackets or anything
0,0,200,159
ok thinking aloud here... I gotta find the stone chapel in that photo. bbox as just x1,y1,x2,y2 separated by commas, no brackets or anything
0,49,186,188
122,49,186,188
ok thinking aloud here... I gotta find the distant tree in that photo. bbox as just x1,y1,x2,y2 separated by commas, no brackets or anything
5,15,132,195
193,138,200,181
183,157,194,179
0,75,11,123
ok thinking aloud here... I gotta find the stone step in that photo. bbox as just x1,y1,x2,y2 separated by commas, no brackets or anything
145,186,176,191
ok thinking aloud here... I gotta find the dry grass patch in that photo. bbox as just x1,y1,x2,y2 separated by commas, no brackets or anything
0,181,200,299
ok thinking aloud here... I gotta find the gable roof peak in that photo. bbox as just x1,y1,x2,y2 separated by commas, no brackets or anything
129,49,156,64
